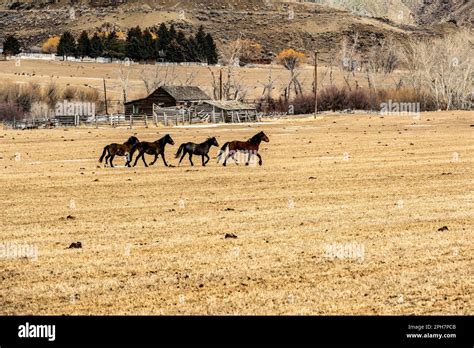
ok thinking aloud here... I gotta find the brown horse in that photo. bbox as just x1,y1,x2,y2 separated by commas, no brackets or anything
130,134,175,167
99,136,140,168
217,131,269,166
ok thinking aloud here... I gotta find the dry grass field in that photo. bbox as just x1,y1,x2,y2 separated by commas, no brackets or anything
0,111,472,315
0,59,405,103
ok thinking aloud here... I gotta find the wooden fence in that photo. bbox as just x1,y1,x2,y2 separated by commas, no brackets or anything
4,108,264,129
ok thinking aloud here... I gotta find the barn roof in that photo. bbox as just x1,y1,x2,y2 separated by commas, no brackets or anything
125,86,210,105
203,100,256,111
161,86,210,101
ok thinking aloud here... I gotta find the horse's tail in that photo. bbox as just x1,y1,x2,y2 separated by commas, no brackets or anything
175,144,185,159
99,145,109,163
217,142,230,162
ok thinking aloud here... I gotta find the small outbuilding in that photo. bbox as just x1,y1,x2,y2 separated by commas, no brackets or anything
196,100,259,123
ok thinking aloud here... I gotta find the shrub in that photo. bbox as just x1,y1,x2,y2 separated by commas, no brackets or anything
0,102,23,122
318,86,349,111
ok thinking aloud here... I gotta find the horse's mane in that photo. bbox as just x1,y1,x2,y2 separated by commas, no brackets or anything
125,136,137,145
248,132,263,144
157,134,171,144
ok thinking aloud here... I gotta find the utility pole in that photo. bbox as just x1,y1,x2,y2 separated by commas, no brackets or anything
219,68,223,101
314,51,318,119
103,78,108,115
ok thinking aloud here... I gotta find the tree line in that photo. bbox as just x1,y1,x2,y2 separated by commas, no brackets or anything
2,24,219,64
57,24,218,64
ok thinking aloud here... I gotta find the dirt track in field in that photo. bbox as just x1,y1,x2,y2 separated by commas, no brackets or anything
0,111,472,315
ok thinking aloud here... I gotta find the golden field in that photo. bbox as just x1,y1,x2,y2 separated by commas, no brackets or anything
0,111,472,315
0,59,405,104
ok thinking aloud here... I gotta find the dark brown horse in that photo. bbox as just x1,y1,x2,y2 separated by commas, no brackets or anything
217,131,269,166
99,136,140,168
130,134,175,167
175,137,219,166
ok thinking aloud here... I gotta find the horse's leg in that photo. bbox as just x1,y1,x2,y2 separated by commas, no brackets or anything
161,152,169,167
179,151,186,165
223,152,232,166
133,153,140,167
105,154,110,166
202,155,206,166
245,151,251,166
110,154,115,168
150,153,158,166
257,153,263,166
204,154,210,165
232,151,239,165
141,152,148,167
188,153,194,166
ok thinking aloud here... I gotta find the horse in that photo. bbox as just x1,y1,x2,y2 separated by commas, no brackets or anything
217,131,269,166
175,137,219,166
129,134,175,167
99,136,140,168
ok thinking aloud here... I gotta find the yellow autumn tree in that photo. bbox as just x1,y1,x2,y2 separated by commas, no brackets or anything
116,31,127,41
277,48,305,71
277,48,306,99
41,36,60,54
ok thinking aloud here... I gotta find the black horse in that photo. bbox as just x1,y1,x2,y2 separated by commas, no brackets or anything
175,137,219,166
99,136,139,168
129,134,175,167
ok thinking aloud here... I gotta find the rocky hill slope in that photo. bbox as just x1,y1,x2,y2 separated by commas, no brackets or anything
0,0,469,59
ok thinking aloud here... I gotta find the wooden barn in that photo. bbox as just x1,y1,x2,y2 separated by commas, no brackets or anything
124,86,210,116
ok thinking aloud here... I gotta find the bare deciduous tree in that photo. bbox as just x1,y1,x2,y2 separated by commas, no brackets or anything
208,66,248,101
401,30,473,110
118,64,130,104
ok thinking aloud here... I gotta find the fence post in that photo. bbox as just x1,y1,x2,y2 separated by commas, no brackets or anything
129,114,132,129
145,114,148,128
164,112,167,127
212,106,216,123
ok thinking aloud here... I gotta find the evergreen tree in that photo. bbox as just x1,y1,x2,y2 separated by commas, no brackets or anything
142,29,155,60
176,30,190,62
126,26,143,60
76,31,91,58
169,24,177,42
156,23,170,51
167,39,184,62
57,31,76,58
2,35,21,56
103,31,125,59
204,33,218,64
186,36,199,62
194,26,208,62
89,33,103,58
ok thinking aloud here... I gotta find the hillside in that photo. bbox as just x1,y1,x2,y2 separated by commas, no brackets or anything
0,0,469,60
